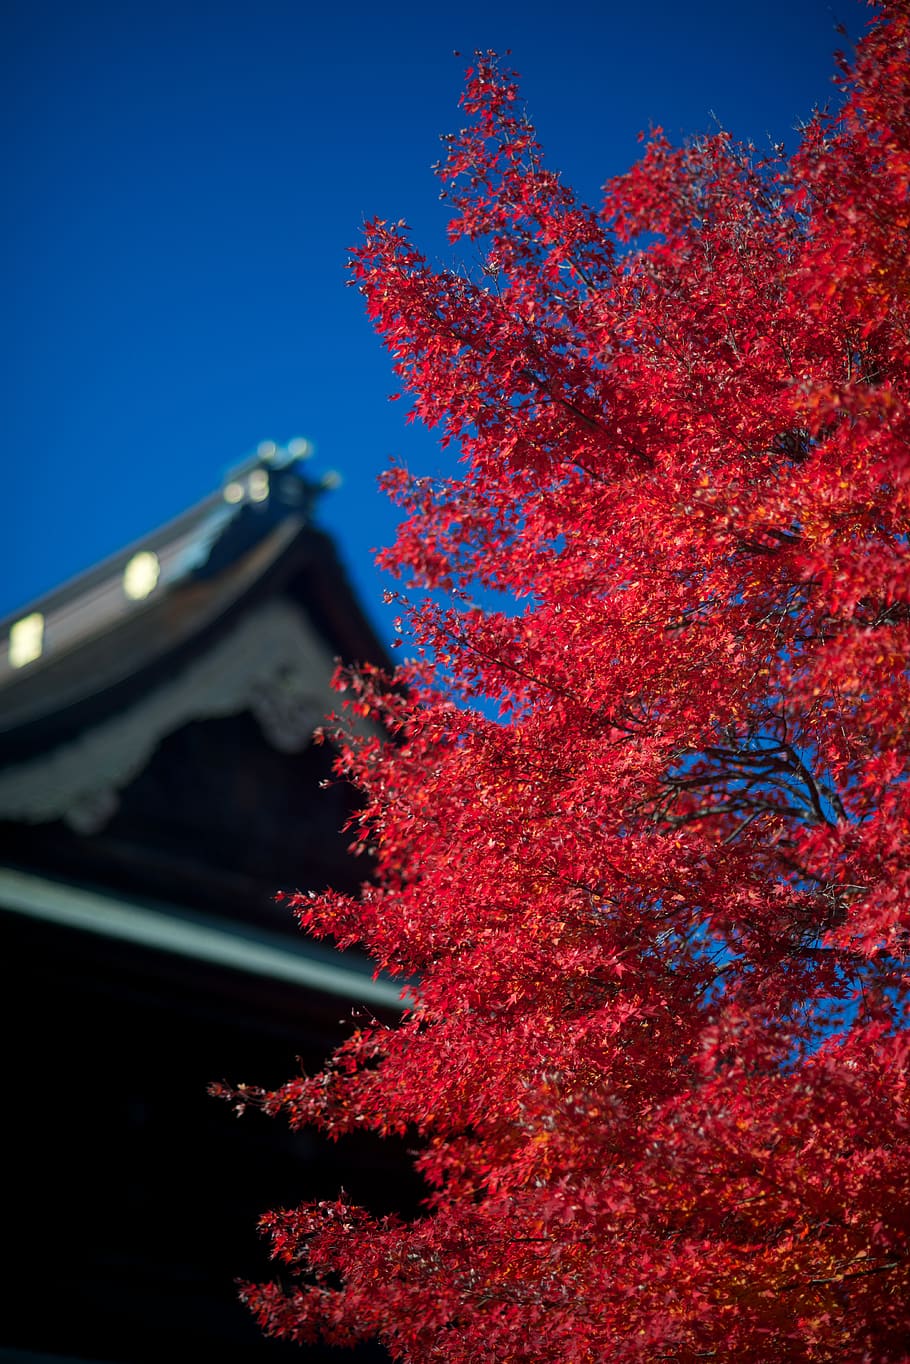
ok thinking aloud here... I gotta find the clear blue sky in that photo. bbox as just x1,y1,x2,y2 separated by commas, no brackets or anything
1,0,870,641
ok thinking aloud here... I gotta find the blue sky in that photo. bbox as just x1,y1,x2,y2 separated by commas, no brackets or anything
1,0,870,640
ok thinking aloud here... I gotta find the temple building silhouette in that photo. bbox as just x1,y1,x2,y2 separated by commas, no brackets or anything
0,443,415,1363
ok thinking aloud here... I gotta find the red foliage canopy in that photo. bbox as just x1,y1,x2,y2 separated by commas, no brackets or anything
223,6,910,1359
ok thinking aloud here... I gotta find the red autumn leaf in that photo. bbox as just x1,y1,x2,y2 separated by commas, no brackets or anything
223,9,910,1361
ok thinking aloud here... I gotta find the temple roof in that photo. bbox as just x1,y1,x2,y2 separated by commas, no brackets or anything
0,441,393,957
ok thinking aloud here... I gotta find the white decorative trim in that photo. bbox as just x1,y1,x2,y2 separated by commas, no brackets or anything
0,600,335,829
0,865,405,1008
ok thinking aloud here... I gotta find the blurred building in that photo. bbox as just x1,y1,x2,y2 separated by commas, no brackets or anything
0,444,416,1363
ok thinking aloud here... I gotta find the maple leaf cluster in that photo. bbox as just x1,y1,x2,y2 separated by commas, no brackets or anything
224,6,910,1359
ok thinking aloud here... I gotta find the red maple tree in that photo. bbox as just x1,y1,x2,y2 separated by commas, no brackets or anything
222,6,910,1358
